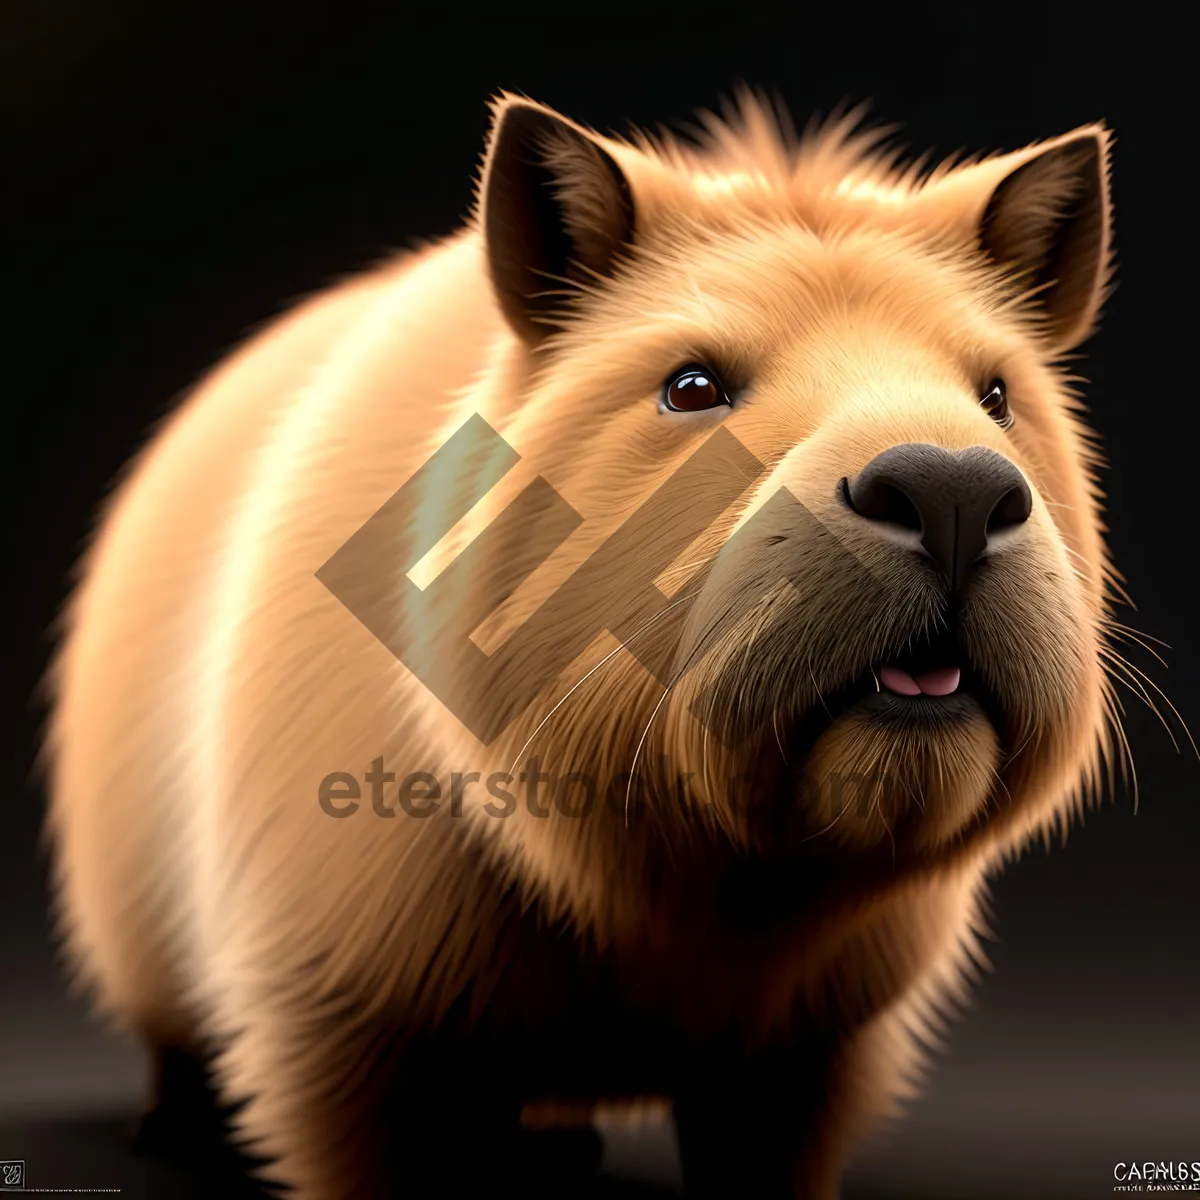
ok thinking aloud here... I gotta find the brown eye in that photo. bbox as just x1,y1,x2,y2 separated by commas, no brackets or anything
662,364,731,413
981,377,1013,429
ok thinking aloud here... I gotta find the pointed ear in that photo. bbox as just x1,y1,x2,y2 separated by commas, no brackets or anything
974,126,1113,352
479,97,637,344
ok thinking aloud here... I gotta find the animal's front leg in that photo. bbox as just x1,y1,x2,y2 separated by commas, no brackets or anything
210,986,405,1199
213,990,532,1199
673,1034,857,1200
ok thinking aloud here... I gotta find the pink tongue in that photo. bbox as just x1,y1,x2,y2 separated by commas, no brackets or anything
879,665,961,697
878,666,920,696
916,666,961,696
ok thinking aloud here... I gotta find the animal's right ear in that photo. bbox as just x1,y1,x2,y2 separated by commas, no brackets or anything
479,97,637,345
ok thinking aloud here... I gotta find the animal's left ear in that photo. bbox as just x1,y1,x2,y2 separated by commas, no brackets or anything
478,96,637,344
927,126,1113,353
976,127,1114,352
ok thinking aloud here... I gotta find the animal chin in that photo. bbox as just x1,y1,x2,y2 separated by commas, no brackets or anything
730,617,1014,857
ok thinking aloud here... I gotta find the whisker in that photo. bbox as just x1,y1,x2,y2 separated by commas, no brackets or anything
625,594,744,825
625,681,676,827
1101,651,1178,752
1098,679,1133,799
798,787,857,843
1102,648,1198,759
508,588,701,774
771,707,789,766
1105,620,1169,650
988,762,1014,809
702,722,715,805
1099,678,1139,813
1003,728,1035,768
808,667,833,719
1103,625,1169,669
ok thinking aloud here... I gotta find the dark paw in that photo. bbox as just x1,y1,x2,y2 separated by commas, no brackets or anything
129,1102,193,1160
523,1125,607,1180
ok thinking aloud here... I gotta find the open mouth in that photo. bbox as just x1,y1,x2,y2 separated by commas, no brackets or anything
774,615,1010,766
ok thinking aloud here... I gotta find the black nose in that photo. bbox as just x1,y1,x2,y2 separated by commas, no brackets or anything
842,443,1032,591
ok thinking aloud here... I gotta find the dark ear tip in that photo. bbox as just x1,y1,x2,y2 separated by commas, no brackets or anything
981,129,1107,240
979,125,1113,354
487,91,542,126
485,105,551,189
481,99,636,345
489,98,612,167
493,100,559,142
1057,132,1103,169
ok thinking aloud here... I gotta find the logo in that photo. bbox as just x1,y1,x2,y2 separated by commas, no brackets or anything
317,414,877,749
0,1159,120,1193
1114,1162,1200,1192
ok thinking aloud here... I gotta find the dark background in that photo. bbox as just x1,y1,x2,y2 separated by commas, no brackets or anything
3,4,1197,1198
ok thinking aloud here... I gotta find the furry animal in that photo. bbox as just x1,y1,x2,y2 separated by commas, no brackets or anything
44,90,1119,1198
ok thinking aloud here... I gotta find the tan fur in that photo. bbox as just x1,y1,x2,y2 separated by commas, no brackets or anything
42,90,1118,1198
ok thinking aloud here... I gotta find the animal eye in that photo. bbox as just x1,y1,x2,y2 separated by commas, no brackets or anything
661,364,731,413
980,378,1013,429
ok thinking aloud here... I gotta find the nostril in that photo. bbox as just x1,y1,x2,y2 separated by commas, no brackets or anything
843,475,922,533
986,481,1033,534
871,484,923,532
